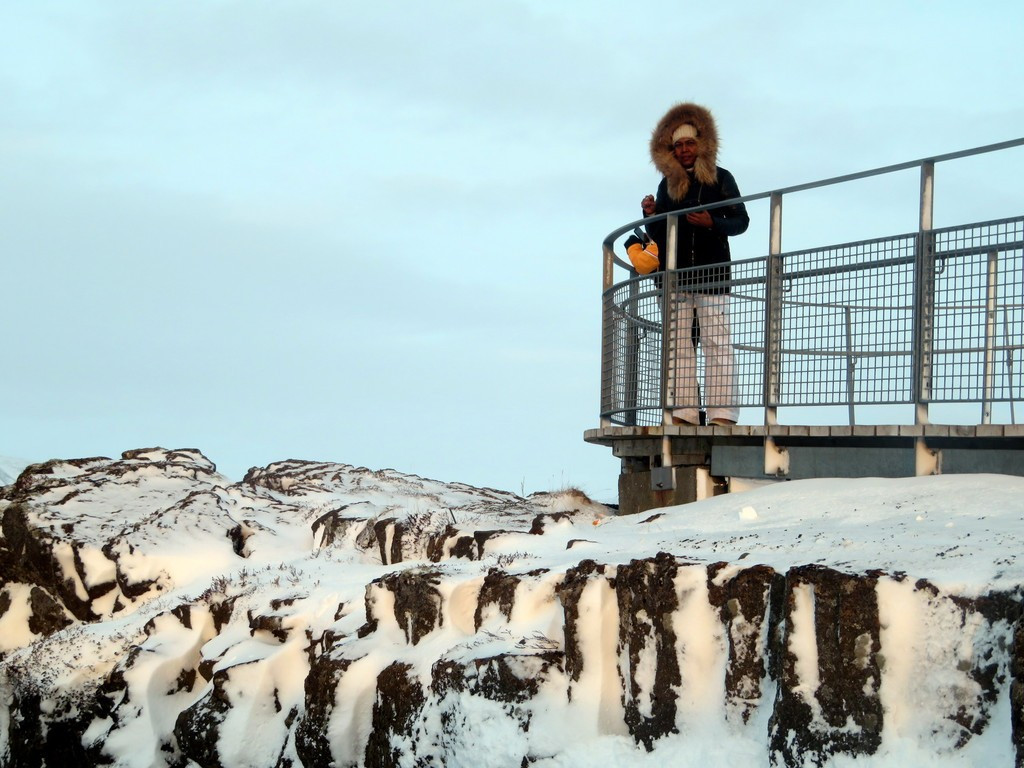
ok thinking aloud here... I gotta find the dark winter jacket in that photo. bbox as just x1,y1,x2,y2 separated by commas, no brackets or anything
643,103,749,292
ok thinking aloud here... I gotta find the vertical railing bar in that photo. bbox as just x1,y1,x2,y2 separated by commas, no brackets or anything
914,161,935,425
658,215,680,488
622,277,640,427
981,250,999,424
762,192,789,476
765,193,784,426
844,305,857,425
914,161,937,475
1006,307,1018,425
661,215,680,426
600,242,616,428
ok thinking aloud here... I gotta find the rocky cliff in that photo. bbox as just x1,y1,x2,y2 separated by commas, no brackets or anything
1,448,1022,767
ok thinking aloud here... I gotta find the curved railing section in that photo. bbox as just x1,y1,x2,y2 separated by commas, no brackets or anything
600,140,1024,429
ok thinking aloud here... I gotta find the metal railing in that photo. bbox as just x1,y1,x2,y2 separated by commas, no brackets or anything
600,139,1024,431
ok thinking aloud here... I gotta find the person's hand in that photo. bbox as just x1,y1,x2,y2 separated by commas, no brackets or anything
686,210,713,228
641,195,656,216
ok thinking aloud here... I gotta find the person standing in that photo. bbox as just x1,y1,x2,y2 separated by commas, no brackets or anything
640,102,749,426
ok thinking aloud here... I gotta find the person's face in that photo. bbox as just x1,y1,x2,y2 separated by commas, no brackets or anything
672,138,698,168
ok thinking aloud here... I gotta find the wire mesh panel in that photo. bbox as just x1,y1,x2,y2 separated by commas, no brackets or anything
725,257,767,407
601,259,766,425
929,217,1024,404
601,275,663,425
665,258,766,419
600,223,1024,422
775,235,917,406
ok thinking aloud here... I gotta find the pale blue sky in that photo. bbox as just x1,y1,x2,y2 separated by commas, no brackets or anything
2,1,1022,501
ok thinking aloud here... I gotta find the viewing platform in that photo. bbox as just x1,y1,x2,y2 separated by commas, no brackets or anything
588,139,1024,514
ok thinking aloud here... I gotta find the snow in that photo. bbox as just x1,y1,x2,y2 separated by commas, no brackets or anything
0,584,38,653
789,582,821,713
598,474,1024,591
672,566,726,724
2,453,1024,766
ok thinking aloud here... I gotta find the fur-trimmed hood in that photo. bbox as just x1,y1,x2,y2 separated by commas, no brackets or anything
649,102,719,202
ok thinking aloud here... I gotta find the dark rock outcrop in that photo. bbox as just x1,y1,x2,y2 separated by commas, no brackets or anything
295,654,360,768
364,662,426,768
615,553,683,749
707,562,785,724
769,566,884,765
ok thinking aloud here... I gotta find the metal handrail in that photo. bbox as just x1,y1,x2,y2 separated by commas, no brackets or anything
602,137,1024,267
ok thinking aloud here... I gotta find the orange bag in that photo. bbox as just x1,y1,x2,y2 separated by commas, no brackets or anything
625,236,660,274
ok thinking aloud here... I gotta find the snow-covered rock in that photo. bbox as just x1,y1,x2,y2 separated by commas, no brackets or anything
1,447,1022,767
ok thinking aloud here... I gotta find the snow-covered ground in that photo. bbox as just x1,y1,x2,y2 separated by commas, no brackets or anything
1,450,1022,767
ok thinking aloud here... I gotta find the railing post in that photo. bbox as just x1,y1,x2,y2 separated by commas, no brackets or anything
623,278,640,427
914,161,937,474
982,249,999,424
657,215,680,490
844,306,857,425
764,193,784,426
600,241,615,428
660,215,680,426
764,192,788,475
1007,310,1018,425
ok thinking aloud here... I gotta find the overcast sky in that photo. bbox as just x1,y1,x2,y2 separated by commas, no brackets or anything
2,1,1022,501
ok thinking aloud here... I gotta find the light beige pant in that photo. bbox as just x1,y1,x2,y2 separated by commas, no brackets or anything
669,293,739,424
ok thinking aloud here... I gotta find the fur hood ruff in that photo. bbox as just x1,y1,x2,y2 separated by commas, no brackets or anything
649,102,719,202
